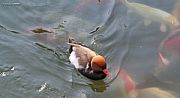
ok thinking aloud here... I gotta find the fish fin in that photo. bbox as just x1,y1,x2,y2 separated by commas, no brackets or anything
166,15,179,27
159,52,170,65
160,23,167,32
144,20,152,26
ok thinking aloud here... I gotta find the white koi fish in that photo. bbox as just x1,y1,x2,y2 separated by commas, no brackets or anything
121,0,179,32
138,87,177,98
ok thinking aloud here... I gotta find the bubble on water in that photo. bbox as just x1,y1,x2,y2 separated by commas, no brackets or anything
1,72,7,77
10,67,15,71
38,82,47,92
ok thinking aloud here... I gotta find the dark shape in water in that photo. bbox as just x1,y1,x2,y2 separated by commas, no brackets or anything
31,28,53,33
0,25,20,34
89,26,101,34
35,42,61,60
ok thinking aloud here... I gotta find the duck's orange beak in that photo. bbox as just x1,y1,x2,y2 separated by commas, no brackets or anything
103,69,110,77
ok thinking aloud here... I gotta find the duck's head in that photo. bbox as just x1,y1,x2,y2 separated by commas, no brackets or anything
91,55,110,77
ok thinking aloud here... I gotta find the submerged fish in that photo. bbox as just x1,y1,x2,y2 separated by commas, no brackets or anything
119,70,136,93
156,29,180,83
138,87,177,98
118,69,138,98
121,0,179,32
159,29,180,65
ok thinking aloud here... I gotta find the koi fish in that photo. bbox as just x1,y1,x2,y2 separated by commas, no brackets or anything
138,87,177,98
118,69,138,98
121,0,179,32
159,29,180,66
119,70,136,93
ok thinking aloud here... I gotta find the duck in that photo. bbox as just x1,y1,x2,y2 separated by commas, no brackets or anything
68,37,110,80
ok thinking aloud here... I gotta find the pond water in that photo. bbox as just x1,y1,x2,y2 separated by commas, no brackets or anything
0,0,180,98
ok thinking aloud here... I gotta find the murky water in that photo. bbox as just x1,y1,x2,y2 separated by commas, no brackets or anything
0,0,179,98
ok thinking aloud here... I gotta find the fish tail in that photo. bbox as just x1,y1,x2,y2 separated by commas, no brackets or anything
158,52,170,65
162,14,179,27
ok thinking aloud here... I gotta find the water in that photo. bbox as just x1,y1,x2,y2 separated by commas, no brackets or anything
0,0,179,98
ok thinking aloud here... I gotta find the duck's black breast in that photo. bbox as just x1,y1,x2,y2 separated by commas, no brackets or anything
78,68,106,80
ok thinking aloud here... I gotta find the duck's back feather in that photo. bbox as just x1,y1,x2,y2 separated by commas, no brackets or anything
68,38,96,68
